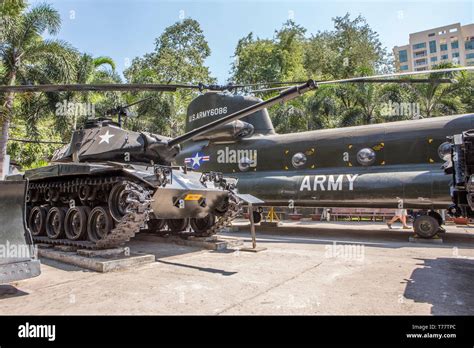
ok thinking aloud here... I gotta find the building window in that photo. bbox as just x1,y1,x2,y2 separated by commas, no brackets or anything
400,65,409,71
428,33,435,37
441,54,448,60
440,44,448,51
429,40,437,53
466,38,474,50
451,40,459,49
466,53,474,60
452,52,459,58
399,50,408,63
412,42,426,50
413,50,427,58
414,58,427,66
430,56,438,62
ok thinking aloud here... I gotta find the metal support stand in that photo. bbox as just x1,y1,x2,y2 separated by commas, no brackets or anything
235,195,266,253
249,202,257,249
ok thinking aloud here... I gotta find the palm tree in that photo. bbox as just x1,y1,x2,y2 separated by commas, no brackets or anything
0,3,77,175
406,63,468,117
64,53,117,129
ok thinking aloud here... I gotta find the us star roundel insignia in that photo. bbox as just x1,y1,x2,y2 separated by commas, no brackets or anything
185,152,210,169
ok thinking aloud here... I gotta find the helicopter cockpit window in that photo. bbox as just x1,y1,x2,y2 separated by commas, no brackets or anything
438,141,452,160
292,153,307,168
357,148,376,166
238,157,254,172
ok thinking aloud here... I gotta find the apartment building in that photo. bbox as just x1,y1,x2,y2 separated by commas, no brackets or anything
393,23,474,72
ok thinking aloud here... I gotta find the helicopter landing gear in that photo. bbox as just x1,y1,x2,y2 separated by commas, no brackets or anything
252,210,263,224
412,210,444,239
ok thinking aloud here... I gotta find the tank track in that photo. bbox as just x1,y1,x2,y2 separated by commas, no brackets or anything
30,175,241,247
198,189,241,237
30,177,152,250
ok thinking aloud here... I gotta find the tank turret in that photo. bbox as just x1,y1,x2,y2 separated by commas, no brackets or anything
52,118,180,165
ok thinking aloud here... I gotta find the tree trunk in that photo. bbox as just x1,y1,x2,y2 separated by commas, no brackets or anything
0,72,17,178
0,117,11,178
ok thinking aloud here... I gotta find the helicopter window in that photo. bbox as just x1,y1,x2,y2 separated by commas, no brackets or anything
292,153,307,168
357,148,376,166
238,157,254,171
438,142,452,160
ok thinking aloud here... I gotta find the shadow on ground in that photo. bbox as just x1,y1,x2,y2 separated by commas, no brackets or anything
157,259,237,276
0,285,29,300
403,257,474,315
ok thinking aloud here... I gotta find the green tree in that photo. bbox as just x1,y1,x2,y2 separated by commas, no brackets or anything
305,14,390,79
406,62,471,117
124,18,215,136
0,2,77,173
231,20,308,85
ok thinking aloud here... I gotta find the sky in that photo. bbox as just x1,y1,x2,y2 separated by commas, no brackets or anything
30,0,474,84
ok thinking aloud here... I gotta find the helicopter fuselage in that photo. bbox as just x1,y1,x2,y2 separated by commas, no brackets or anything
177,113,474,209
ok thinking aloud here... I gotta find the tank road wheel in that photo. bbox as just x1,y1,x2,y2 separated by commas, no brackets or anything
147,219,166,233
413,215,440,239
45,207,66,239
190,215,216,236
65,206,90,240
87,206,114,243
109,182,132,222
28,206,47,236
166,219,189,234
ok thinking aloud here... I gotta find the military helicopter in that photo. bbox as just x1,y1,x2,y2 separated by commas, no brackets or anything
172,67,474,239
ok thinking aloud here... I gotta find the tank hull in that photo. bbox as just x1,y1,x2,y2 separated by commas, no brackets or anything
7,161,237,248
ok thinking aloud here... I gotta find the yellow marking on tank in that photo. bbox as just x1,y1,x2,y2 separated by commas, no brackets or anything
311,164,315,169
429,158,434,163
348,144,353,149
285,150,289,155
284,166,289,170
184,194,202,201
381,161,386,165
428,138,433,143
348,162,352,167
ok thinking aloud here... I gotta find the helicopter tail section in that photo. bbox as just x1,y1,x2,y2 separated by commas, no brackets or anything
0,180,41,284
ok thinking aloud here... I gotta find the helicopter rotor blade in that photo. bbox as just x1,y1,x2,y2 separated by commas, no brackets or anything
0,83,201,93
248,78,457,93
317,67,474,86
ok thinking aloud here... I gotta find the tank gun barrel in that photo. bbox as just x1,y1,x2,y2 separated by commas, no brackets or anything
167,80,317,147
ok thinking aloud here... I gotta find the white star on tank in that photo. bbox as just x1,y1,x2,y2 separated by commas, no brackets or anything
99,130,115,144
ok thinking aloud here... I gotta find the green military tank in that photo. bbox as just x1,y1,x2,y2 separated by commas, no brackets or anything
8,117,246,249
